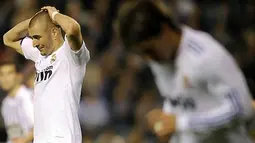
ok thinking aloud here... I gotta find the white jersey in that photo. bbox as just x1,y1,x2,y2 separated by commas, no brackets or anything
1,85,34,141
20,35,90,143
149,26,254,143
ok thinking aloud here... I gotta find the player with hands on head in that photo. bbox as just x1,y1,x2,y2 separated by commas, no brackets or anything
3,6,90,143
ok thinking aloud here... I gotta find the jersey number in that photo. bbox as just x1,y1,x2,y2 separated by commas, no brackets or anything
35,66,53,82
168,97,196,110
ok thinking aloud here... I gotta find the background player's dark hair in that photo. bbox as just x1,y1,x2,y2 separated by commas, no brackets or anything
116,0,181,49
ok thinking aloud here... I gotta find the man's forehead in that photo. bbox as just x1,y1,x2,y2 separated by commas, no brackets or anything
28,30,36,38
28,25,39,33
29,21,47,31
0,64,15,71
28,25,45,37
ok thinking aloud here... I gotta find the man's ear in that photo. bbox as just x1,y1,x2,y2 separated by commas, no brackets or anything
51,27,59,37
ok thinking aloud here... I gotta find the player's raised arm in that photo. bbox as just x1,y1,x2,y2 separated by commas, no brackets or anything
41,6,82,52
3,19,30,55
176,50,254,133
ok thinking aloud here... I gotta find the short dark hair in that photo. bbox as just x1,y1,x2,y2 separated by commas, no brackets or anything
29,10,56,30
116,0,180,49
0,61,19,72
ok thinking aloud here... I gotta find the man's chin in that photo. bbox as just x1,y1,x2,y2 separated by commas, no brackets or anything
1,87,11,92
40,52,47,56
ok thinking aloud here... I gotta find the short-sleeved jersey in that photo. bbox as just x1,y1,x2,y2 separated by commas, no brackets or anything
149,26,254,143
20,35,90,143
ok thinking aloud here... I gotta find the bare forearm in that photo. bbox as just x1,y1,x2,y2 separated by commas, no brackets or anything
54,13,81,36
4,19,30,42
42,6,83,51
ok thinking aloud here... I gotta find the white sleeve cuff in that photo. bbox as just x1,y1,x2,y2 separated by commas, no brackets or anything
176,114,189,132
64,35,90,64
64,35,84,53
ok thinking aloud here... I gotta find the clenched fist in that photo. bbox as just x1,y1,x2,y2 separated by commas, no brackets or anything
147,108,177,137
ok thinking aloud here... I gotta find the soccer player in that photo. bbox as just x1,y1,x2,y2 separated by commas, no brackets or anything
3,6,90,143
247,101,255,139
0,61,34,143
116,1,254,143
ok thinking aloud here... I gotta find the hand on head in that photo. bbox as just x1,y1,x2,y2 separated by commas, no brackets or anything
30,7,59,24
41,6,59,23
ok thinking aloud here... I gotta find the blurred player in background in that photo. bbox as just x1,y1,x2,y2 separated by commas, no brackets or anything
117,1,254,143
3,6,90,143
0,61,34,143
247,101,255,140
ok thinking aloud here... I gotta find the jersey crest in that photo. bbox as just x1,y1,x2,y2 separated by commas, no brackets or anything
50,54,56,64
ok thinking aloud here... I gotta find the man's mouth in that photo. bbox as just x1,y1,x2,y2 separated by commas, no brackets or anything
38,46,44,51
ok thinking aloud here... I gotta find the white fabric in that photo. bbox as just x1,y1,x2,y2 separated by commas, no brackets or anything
20,37,41,62
1,85,34,141
21,35,90,143
149,26,254,143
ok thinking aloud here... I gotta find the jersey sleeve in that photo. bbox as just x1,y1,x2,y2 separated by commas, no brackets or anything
20,37,40,62
176,48,254,133
63,35,90,66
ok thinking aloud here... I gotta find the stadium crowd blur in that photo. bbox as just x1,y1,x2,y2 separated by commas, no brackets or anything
0,0,254,142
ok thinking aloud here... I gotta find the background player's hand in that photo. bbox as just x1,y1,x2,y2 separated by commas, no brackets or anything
252,100,255,109
11,137,27,143
147,109,176,137
41,6,59,21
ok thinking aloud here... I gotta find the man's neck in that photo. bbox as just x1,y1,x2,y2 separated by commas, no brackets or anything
169,31,182,63
8,84,21,98
52,37,64,53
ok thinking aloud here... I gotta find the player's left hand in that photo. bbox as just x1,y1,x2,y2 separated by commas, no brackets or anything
41,6,59,21
252,100,255,109
11,137,27,143
147,109,177,137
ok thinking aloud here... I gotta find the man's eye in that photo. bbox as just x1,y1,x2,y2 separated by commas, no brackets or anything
33,36,41,40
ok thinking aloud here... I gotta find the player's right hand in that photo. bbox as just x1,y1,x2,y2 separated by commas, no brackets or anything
41,6,59,22
147,109,176,137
